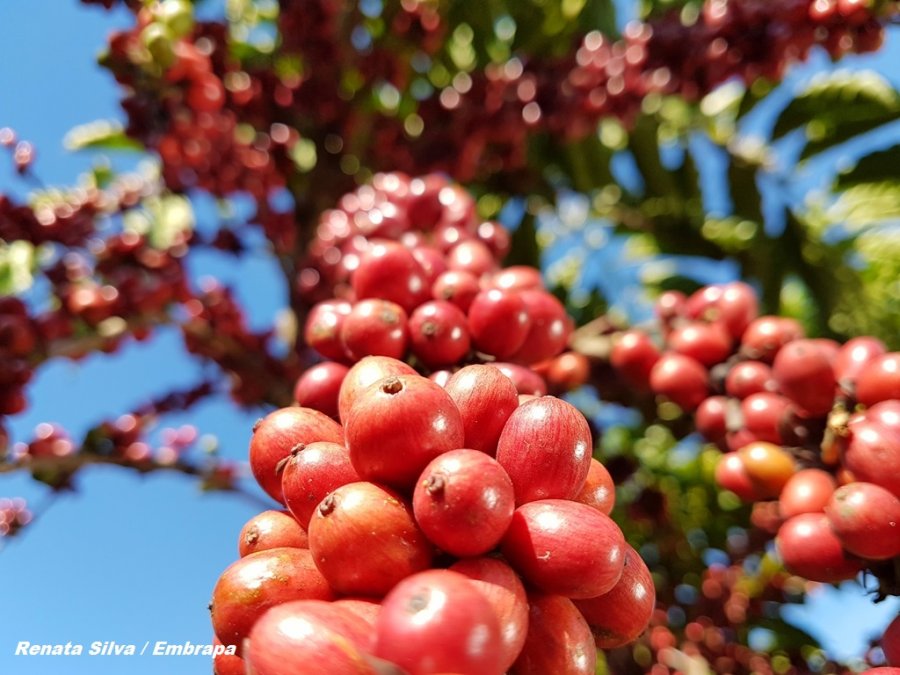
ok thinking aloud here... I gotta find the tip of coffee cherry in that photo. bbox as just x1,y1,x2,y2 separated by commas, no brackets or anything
424,474,445,496
319,494,336,516
381,377,404,395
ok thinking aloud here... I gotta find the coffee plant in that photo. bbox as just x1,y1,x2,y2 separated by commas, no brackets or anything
2,0,900,672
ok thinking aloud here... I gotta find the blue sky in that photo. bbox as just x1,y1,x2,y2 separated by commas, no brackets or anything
0,3,897,674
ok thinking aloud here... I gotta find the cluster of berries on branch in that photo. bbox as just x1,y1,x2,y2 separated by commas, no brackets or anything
212,358,650,674
609,282,900,593
296,171,592,413
208,173,651,673
86,0,896,189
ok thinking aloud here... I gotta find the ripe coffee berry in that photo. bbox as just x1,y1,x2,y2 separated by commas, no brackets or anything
340,298,409,361
407,300,470,367
412,449,515,557
345,374,464,488
467,289,531,359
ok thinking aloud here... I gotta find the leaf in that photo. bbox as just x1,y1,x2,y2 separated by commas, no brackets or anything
64,120,144,152
129,195,195,249
771,70,900,160
826,180,900,230
835,145,900,189
755,617,822,651
0,240,37,294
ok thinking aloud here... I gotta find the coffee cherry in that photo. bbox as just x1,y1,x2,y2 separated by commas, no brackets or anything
308,481,433,596
449,558,529,672
649,352,709,411
715,452,765,502
351,241,430,313
293,362,349,420
776,513,863,583
509,290,572,365
544,351,591,393
834,336,887,389
444,364,519,455
510,593,596,675
713,282,759,340
740,316,804,362
375,569,504,675
446,239,497,278
345,374,464,488
725,360,774,399
431,269,480,313
502,499,625,599
772,339,837,417
738,441,796,498
574,458,615,515
332,598,381,631
667,321,732,367
249,407,344,504
695,396,730,447
825,482,900,560
413,449,515,557
883,614,900,667
736,392,791,447
866,400,900,433
340,298,409,361
467,289,531,358
496,396,592,504
211,548,333,652
842,417,900,498
610,330,661,390
655,290,686,325
855,353,900,407
778,469,836,519
246,601,376,675
305,300,353,362
337,356,417,424
410,245,447,285
489,266,545,292
282,441,360,529
212,637,244,675
491,362,549,397
238,510,308,557
407,300,470,367
574,544,655,648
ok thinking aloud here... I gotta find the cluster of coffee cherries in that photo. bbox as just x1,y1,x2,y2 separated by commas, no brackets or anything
210,354,654,674
181,281,295,407
610,281,900,586
564,0,886,130
91,0,895,202
0,376,236,496
0,498,30,538
295,172,584,413
0,298,38,417
102,6,297,202
629,559,900,675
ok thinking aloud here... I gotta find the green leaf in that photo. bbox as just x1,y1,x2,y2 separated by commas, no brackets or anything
127,195,195,249
0,240,37,294
771,70,900,160
835,145,900,189
826,180,900,230
64,120,144,152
